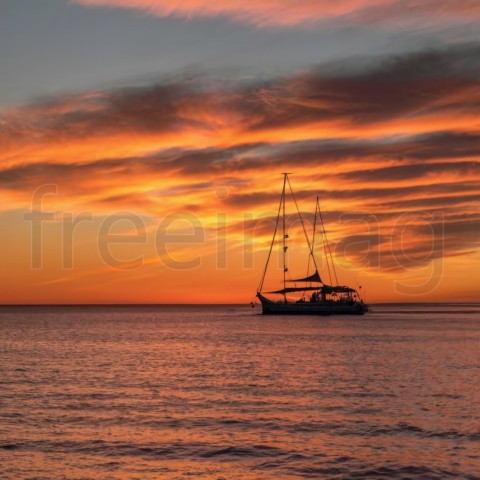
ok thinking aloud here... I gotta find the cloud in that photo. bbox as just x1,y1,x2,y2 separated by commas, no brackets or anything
1,43,479,293
2,43,479,165
2,137,478,203
71,0,480,28
243,44,480,134
337,161,479,183
326,212,480,271
0,82,212,148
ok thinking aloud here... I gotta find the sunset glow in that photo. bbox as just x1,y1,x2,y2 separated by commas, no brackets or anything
1,0,479,304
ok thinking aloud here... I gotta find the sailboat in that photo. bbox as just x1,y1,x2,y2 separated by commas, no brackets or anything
256,173,368,315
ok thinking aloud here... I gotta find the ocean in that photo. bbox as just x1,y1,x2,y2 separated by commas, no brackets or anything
1,304,479,479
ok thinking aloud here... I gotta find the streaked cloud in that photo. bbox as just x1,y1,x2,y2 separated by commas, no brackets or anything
1,43,479,302
72,0,480,27
2,44,479,164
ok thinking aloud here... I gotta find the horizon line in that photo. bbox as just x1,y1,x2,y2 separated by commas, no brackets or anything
0,302,479,307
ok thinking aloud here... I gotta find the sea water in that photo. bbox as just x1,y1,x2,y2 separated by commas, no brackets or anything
1,304,479,479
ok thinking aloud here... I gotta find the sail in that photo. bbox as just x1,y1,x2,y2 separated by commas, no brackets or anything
267,286,320,294
287,270,322,283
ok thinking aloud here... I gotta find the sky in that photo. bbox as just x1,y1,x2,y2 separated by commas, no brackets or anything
0,0,479,304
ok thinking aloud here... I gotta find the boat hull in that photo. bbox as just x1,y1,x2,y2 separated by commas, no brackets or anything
257,293,367,316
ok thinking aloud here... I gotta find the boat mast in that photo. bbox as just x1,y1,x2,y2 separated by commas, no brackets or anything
282,173,288,303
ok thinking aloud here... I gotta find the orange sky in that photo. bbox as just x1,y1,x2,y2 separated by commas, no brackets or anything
1,2,479,304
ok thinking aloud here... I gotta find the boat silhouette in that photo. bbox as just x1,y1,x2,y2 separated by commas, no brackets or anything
256,174,368,315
